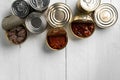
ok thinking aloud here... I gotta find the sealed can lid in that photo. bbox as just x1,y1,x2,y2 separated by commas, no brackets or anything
12,0,30,18
46,2,72,28
79,0,101,12
25,12,47,33
28,0,50,11
94,3,118,28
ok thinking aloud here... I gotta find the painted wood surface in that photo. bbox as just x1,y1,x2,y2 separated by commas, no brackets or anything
0,0,120,80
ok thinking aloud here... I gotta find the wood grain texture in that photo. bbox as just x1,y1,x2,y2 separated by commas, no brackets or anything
0,0,120,80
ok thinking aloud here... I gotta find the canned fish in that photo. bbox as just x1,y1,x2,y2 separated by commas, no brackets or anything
94,3,118,28
46,2,72,28
46,27,68,50
25,12,47,33
2,15,27,44
28,0,50,12
71,13,95,38
11,0,30,18
77,0,101,12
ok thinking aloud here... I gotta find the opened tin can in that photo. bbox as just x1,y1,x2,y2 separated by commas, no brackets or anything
94,3,118,28
71,13,95,38
2,15,27,44
77,0,101,12
11,0,30,18
28,0,50,12
46,27,68,50
25,12,47,33
46,2,72,50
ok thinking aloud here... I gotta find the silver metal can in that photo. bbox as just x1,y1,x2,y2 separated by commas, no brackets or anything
2,15,24,31
46,2,72,28
94,3,118,28
11,0,30,18
28,0,50,12
77,0,101,12
25,12,47,33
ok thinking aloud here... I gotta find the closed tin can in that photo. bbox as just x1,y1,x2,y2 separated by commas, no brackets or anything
28,0,50,12
94,3,118,28
77,0,101,12
46,2,72,28
46,2,72,50
25,12,47,33
71,13,95,38
11,0,30,18
2,15,28,44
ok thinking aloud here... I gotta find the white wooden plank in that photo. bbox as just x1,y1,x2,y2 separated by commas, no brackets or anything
66,0,120,80
19,0,66,80
0,0,20,80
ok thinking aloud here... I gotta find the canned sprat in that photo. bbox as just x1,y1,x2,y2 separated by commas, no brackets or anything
94,3,118,28
12,0,30,18
2,15,27,44
71,14,95,38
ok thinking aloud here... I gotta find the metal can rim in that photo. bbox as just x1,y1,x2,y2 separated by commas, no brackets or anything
46,2,72,28
94,3,118,28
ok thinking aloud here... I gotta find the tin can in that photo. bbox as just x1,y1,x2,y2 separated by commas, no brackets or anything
28,0,50,12
71,13,95,38
46,2,72,28
45,3,71,50
77,0,101,12
2,15,28,45
11,0,30,18
94,3,118,28
46,27,68,50
25,12,47,33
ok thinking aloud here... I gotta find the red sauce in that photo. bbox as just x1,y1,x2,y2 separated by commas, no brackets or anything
71,20,95,38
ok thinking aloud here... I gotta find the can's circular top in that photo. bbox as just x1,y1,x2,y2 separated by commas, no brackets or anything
94,3,118,28
29,0,50,11
79,0,101,12
12,0,30,18
46,2,72,28
25,12,47,33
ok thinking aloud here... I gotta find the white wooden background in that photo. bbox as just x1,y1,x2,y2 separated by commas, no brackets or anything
0,0,120,80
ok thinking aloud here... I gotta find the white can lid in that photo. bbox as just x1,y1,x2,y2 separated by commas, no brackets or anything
46,3,72,28
94,3,118,28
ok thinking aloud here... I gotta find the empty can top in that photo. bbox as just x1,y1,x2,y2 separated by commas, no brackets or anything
94,3,118,28
46,2,72,28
